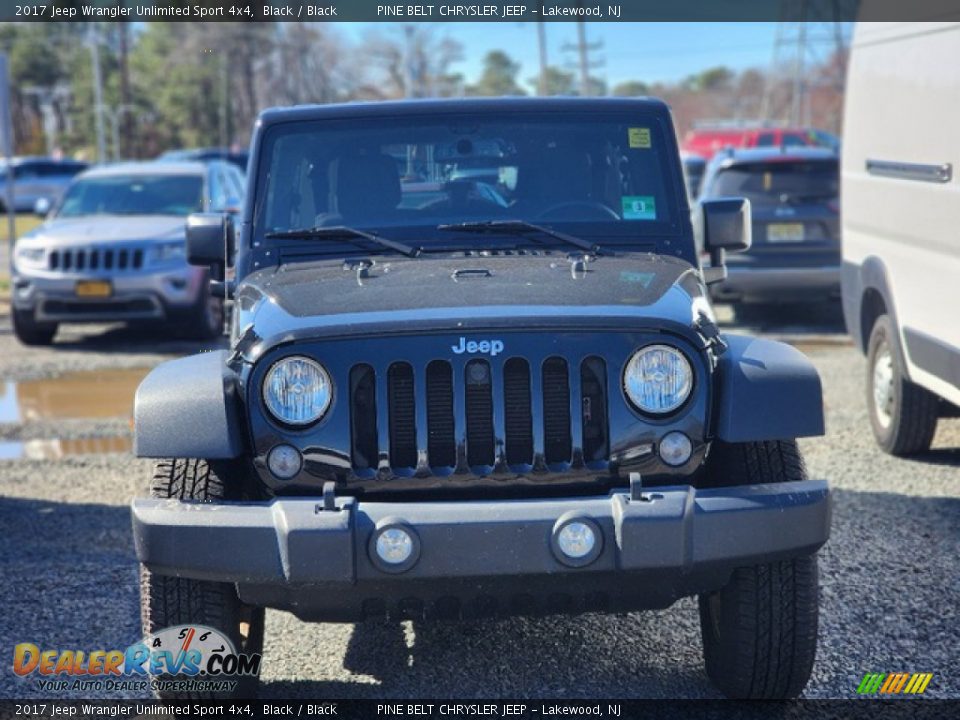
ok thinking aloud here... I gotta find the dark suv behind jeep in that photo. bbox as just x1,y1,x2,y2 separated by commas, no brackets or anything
131,98,830,700
699,147,841,314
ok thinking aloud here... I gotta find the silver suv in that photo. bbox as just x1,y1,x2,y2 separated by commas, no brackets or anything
10,160,244,345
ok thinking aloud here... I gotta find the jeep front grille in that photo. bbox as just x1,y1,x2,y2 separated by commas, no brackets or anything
348,355,609,476
48,245,145,273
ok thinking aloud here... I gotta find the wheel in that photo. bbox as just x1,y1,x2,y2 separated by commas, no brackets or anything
140,459,264,699
173,284,224,341
698,440,819,699
11,308,57,346
866,314,938,455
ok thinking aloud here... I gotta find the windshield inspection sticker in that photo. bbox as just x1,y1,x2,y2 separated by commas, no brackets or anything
628,127,651,148
622,195,657,220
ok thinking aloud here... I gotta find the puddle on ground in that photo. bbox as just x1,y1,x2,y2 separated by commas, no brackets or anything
0,436,132,460
0,368,147,460
0,368,149,424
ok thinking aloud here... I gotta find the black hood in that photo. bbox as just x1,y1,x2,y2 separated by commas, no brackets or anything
233,253,709,360
244,253,693,316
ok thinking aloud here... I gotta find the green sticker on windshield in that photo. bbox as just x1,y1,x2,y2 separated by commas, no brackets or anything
622,195,656,220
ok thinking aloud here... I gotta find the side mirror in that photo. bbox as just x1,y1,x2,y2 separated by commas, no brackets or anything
33,197,51,217
699,197,751,284
186,212,233,282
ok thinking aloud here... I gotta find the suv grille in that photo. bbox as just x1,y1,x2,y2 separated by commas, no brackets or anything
48,246,145,273
348,355,609,476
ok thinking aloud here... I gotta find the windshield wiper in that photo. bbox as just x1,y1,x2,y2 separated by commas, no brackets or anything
264,225,421,258
437,220,602,255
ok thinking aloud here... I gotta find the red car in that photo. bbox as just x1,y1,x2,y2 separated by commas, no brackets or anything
682,126,838,160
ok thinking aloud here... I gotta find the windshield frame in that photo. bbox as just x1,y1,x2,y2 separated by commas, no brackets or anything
248,108,691,262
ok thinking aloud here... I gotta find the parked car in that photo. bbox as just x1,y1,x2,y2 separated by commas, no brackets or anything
683,125,839,161
10,160,243,345
131,98,829,700
699,147,841,313
841,21,960,456
0,156,88,212
158,147,249,173
681,151,706,200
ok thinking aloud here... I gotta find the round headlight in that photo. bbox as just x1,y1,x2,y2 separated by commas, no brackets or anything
623,344,693,414
262,356,332,426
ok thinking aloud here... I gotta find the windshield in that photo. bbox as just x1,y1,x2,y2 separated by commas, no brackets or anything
56,174,204,218
256,112,682,249
711,161,838,207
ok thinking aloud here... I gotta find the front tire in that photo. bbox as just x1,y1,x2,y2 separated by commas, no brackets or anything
12,308,57,346
866,314,938,455
699,440,819,699
140,459,264,699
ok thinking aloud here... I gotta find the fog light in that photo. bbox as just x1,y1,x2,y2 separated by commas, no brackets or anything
370,522,420,573
551,516,602,567
658,431,692,466
267,444,302,479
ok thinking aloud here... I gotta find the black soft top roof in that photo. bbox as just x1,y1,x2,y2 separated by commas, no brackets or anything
256,97,672,127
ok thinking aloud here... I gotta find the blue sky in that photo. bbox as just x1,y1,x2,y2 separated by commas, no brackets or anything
339,22,781,91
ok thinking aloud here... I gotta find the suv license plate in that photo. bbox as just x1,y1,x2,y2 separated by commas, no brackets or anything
767,223,805,243
75,280,113,298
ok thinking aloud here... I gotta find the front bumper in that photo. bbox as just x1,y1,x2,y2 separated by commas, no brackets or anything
132,480,830,621
712,265,841,303
11,265,205,323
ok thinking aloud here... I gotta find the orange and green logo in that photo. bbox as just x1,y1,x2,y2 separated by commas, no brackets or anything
857,672,933,695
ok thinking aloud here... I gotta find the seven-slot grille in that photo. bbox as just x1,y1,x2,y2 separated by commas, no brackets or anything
349,356,609,475
48,246,145,273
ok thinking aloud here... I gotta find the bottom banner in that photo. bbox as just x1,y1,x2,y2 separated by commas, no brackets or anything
2,700,959,720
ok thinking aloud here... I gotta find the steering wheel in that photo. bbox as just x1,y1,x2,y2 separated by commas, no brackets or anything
537,200,620,221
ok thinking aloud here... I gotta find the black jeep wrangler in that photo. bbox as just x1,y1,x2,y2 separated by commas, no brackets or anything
131,98,830,699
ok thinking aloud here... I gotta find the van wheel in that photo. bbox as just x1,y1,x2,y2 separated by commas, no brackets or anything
12,308,57,346
699,440,819,699
140,459,264,699
866,314,938,455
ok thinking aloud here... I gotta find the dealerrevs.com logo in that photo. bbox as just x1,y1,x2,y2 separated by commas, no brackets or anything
13,625,261,694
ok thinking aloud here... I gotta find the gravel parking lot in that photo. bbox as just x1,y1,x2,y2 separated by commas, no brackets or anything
0,308,957,700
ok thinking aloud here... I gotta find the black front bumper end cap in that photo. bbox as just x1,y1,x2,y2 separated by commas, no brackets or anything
131,480,831,586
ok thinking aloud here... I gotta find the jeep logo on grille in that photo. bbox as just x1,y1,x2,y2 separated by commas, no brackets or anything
451,337,504,357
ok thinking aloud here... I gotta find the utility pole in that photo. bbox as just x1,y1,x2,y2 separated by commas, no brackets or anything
761,1,852,131
576,22,589,96
220,51,229,149
1,53,16,266
118,17,132,158
87,24,107,163
562,18,604,97
537,23,548,96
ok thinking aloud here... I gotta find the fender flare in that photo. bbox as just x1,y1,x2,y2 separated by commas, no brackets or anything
134,350,245,459
713,334,825,443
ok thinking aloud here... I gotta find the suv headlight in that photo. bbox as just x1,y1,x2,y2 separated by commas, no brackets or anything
15,246,45,264
149,241,186,263
262,356,333,426
623,344,693,414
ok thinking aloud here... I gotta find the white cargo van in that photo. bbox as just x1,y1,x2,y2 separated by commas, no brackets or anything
841,21,960,455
